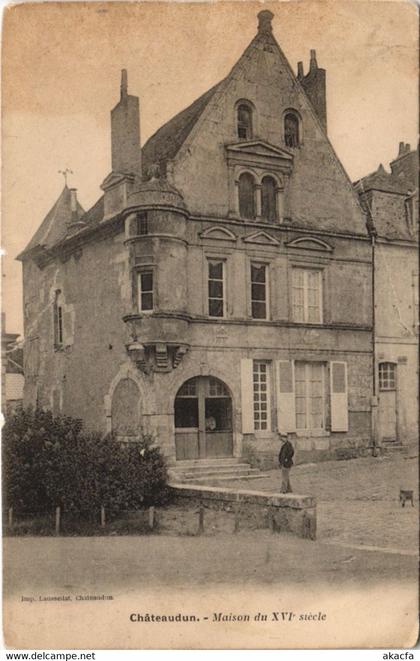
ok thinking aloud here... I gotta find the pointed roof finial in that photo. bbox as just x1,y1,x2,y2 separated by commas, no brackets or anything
257,10,274,35
121,69,128,100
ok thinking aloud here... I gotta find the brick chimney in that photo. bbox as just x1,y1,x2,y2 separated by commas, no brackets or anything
298,50,327,133
111,69,141,175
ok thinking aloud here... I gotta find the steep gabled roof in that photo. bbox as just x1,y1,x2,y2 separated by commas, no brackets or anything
141,80,225,177
18,185,85,259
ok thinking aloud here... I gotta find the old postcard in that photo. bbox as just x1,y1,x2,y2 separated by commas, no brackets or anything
2,0,418,650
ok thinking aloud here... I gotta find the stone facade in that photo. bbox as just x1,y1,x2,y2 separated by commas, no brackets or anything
19,11,375,468
355,144,419,448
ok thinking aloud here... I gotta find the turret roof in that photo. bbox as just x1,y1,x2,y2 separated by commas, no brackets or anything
18,185,85,259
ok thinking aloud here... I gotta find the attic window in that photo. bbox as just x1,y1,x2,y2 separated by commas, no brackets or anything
284,112,300,148
237,103,253,140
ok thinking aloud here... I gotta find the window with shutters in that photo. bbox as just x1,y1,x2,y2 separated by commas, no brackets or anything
53,290,64,349
237,102,253,140
238,172,256,219
295,362,325,431
253,360,271,431
379,362,396,391
138,270,154,312
261,176,278,222
208,259,225,318
251,263,269,319
292,268,322,323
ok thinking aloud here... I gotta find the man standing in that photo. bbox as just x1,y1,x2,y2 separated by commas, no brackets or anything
278,433,294,493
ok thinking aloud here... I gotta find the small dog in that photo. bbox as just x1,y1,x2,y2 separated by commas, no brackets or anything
399,489,414,507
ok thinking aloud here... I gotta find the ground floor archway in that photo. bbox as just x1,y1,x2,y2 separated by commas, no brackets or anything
174,376,233,460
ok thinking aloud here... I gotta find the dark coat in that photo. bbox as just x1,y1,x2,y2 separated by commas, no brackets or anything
278,440,294,468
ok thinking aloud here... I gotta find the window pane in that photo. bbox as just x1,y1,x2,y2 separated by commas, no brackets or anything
284,113,299,147
295,362,325,430
209,261,223,279
252,301,266,319
237,104,252,140
175,398,199,428
253,361,270,431
209,299,223,317
292,268,321,323
261,176,277,222
251,264,266,283
205,398,232,431
178,379,197,397
141,293,153,310
238,173,256,219
379,363,396,390
251,283,266,301
137,212,148,235
141,272,153,292
209,280,223,298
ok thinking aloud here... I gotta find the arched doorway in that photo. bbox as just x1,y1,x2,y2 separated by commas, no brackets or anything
174,376,233,460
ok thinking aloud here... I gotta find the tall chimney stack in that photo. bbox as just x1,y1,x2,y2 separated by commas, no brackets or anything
297,61,304,80
300,49,327,133
111,69,141,175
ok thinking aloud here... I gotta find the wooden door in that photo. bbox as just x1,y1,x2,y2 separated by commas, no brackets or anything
175,376,233,460
204,377,233,458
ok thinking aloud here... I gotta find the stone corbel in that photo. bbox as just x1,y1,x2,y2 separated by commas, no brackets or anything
155,342,169,370
126,341,148,373
173,345,189,368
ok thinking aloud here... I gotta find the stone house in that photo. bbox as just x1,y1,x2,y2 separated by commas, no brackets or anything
18,11,374,470
354,144,418,450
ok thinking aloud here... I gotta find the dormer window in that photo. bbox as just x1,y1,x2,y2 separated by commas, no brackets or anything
261,176,278,222
237,103,253,140
284,111,300,147
238,172,256,219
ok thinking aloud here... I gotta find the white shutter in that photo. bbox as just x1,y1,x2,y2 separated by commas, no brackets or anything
330,361,349,432
276,360,296,432
240,358,254,433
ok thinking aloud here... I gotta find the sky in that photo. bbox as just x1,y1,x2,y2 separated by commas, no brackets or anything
2,0,418,335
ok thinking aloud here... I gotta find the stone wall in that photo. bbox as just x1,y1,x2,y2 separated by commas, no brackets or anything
169,483,317,539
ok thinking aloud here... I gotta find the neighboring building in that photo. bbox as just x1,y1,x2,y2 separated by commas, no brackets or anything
354,144,418,449
18,11,374,468
1,314,24,414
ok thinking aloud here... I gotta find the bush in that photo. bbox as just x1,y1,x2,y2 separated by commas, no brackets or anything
3,407,170,518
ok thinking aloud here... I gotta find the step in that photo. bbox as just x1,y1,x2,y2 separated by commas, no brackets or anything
173,458,241,469
178,463,256,476
179,471,271,484
171,464,256,477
